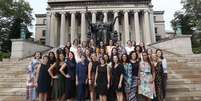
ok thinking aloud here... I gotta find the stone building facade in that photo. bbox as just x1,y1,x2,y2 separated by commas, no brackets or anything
35,0,166,47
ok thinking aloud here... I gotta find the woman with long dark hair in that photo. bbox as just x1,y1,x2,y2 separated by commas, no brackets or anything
156,49,167,100
60,51,77,100
36,55,51,101
121,54,136,101
48,50,66,101
48,51,56,66
129,51,139,101
152,53,164,101
95,57,110,101
111,55,124,101
134,45,142,61
138,51,156,101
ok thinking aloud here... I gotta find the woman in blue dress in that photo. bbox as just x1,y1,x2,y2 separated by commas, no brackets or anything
76,54,88,101
122,53,137,101
60,51,76,100
36,55,51,101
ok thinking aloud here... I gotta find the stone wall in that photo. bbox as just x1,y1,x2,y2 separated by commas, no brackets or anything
11,39,52,59
150,35,193,55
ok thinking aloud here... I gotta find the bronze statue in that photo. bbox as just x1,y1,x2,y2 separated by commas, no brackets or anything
86,7,119,45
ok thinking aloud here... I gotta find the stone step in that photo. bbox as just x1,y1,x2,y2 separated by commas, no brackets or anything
0,78,26,82
0,82,26,88
0,75,26,78
168,69,201,74
168,79,201,85
0,71,25,75
166,91,201,101
0,96,26,101
167,84,201,93
0,88,26,96
168,74,201,79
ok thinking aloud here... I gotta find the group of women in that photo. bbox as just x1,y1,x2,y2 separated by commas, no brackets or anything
26,39,168,101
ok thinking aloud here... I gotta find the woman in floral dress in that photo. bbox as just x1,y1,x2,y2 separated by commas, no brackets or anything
138,51,156,101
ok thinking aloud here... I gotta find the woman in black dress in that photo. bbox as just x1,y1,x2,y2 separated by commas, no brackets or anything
60,51,76,100
88,53,99,101
95,57,110,101
36,55,51,101
111,55,124,101
48,50,66,101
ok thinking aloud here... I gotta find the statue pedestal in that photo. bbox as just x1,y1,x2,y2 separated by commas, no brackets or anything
11,39,52,59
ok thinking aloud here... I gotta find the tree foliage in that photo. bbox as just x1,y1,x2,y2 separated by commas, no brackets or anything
171,0,201,33
0,0,33,52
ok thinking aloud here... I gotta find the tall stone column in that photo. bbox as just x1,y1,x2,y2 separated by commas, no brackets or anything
114,11,119,37
70,11,76,43
81,11,87,42
134,10,141,44
103,11,108,23
46,12,51,46
65,13,69,43
50,12,56,47
143,10,151,45
124,10,130,43
60,12,66,47
150,10,156,43
92,11,96,23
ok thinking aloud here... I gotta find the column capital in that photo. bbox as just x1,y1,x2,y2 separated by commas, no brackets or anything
133,9,140,13
123,10,130,13
91,10,97,14
51,12,56,15
143,9,150,13
113,10,119,13
102,10,109,13
80,11,86,14
60,11,66,15
70,11,76,14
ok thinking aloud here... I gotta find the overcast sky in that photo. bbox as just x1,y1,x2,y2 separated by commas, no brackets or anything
28,0,183,32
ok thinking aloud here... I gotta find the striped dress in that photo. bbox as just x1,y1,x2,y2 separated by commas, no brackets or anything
123,63,138,101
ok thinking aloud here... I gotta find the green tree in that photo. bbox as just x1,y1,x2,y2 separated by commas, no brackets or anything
171,11,195,35
0,0,33,52
171,0,201,33
183,0,201,30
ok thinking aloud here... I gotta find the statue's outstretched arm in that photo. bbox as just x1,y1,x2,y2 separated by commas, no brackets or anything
112,16,119,26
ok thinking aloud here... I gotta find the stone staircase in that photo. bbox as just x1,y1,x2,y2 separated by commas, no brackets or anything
0,58,30,101
165,54,201,101
0,51,201,101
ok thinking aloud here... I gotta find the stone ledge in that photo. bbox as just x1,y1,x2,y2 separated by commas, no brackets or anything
10,39,53,59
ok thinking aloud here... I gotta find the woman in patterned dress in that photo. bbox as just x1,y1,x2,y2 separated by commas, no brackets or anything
122,54,137,101
130,51,140,101
152,53,164,101
138,51,156,101
156,49,168,100
26,51,42,101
